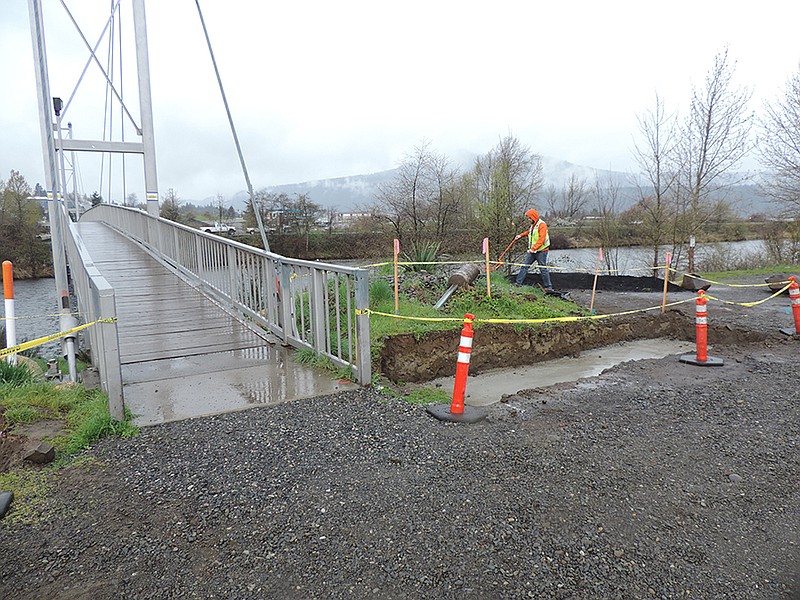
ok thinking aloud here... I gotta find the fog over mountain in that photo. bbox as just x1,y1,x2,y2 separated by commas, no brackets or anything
216,156,771,217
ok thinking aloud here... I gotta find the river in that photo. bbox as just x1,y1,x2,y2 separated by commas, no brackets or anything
548,239,766,276
3,278,61,359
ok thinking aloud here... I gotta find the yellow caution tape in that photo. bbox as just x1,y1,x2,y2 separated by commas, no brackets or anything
673,271,787,288
0,318,116,359
365,296,697,325
704,283,792,307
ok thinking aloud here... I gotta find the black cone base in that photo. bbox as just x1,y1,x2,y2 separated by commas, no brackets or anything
779,327,798,337
427,403,488,424
679,354,724,367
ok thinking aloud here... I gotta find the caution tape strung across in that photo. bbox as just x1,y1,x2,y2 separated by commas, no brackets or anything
705,282,792,307
366,296,697,326
0,318,116,359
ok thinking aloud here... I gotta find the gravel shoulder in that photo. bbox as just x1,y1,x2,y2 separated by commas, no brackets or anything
1,280,798,599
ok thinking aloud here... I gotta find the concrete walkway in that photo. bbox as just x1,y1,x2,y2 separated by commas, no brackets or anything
75,222,354,425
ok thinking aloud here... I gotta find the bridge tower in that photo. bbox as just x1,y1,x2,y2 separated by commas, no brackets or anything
27,0,161,219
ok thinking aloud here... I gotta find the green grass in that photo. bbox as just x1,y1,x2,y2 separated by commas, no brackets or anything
369,271,585,341
0,376,138,525
0,361,36,386
702,265,799,281
403,386,450,405
0,381,139,453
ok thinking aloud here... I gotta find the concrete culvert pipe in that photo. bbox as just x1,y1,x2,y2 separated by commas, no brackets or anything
448,264,481,288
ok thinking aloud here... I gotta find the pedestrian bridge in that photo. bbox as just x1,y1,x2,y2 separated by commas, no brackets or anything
57,203,370,426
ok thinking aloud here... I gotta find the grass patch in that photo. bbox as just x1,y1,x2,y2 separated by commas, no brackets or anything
0,361,36,386
0,381,139,453
0,378,138,525
702,265,799,281
403,386,450,405
369,271,585,341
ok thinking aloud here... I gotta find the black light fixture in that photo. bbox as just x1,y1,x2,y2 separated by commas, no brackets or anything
52,97,63,117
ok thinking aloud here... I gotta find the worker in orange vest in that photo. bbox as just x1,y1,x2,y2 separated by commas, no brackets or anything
514,208,553,291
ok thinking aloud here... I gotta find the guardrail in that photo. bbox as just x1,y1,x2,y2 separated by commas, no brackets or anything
54,201,125,419
80,204,371,384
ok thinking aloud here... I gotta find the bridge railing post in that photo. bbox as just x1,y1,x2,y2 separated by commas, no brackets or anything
97,287,124,421
354,270,371,385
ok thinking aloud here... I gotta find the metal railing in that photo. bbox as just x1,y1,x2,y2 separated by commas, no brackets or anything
80,204,371,384
54,201,125,420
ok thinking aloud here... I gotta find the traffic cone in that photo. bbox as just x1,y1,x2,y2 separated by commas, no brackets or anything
427,313,488,423
779,276,800,336
679,290,724,367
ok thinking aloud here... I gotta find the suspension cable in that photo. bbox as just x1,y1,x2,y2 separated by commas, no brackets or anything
194,0,270,252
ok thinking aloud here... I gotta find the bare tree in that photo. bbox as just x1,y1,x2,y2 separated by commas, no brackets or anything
591,174,623,273
560,174,590,222
374,139,460,245
215,193,226,224
632,93,679,274
472,134,543,250
675,48,753,271
759,64,800,217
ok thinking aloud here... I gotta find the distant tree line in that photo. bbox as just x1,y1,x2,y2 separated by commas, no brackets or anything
347,49,800,272
0,170,51,278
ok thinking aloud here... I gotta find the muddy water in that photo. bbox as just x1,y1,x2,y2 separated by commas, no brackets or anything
424,338,695,407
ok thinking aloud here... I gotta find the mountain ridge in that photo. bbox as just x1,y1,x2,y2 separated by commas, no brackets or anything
207,156,770,217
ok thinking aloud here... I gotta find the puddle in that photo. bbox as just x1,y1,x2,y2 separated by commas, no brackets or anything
424,339,695,407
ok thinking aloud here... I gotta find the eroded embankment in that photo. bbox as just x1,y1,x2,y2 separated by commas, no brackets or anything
378,311,766,383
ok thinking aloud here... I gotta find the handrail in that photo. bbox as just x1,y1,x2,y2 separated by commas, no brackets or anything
80,204,371,384
54,201,125,419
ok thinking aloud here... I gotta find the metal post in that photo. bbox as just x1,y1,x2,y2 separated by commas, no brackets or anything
28,0,70,306
98,288,124,421
354,270,371,385
312,269,326,353
68,122,79,219
131,0,160,217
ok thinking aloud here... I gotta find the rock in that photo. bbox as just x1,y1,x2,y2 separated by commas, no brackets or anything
728,473,743,483
79,367,101,390
23,442,56,465
0,491,13,519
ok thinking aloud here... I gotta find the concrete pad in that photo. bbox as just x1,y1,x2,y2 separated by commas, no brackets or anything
124,349,356,426
422,339,696,407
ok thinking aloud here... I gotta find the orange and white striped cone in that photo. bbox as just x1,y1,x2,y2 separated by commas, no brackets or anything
779,276,800,336
3,261,17,365
427,313,488,423
680,290,723,367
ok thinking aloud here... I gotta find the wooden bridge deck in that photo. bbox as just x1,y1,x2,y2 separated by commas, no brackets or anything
74,222,353,425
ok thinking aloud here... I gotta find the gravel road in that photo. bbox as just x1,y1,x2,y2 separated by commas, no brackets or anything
1,281,798,599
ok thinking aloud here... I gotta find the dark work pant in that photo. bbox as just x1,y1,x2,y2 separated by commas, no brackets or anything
515,250,552,288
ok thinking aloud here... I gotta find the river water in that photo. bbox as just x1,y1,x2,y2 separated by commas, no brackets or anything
547,239,766,276
3,278,61,358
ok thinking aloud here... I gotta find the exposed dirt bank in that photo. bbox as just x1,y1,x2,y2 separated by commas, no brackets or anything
379,311,765,383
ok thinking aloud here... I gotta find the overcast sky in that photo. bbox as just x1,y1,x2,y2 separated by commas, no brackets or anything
2,1,799,204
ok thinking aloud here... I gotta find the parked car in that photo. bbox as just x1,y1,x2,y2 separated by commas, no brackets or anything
200,222,236,234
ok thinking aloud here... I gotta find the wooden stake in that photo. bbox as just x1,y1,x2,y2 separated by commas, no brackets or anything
661,251,671,313
483,237,491,298
589,247,602,315
393,238,400,315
